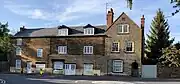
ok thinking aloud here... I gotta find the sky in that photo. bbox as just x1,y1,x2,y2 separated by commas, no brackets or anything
0,0,180,42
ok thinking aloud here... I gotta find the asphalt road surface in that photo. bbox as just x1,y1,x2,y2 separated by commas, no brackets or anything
1,74,180,84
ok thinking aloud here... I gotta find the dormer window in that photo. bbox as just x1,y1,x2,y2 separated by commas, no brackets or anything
58,29,68,36
58,25,69,36
84,28,94,35
83,24,95,35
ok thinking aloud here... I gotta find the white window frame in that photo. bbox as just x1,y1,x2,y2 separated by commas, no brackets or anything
15,59,21,69
37,48,43,57
16,38,22,45
58,29,68,36
125,41,134,52
113,60,123,72
84,28,94,35
83,46,93,54
111,42,120,52
16,47,21,55
58,46,67,54
117,24,129,33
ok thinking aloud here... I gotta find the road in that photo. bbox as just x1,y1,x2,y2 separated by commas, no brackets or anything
1,74,180,84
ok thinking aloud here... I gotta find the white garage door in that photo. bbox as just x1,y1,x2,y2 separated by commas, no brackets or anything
53,61,64,70
65,64,76,75
83,64,93,75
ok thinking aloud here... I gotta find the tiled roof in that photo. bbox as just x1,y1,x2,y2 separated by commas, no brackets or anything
14,24,106,37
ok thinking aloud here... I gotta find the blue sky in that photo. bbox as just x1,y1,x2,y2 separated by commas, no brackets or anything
1,0,180,42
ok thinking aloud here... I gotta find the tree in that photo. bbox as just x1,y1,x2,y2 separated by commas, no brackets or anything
126,0,180,16
0,22,12,61
174,41,180,49
145,9,174,64
160,46,180,67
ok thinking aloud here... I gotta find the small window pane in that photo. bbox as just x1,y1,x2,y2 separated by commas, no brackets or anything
113,60,123,72
16,47,21,55
58,29,68,36
17,38,22,45
112,42,119,52
126,41,133,52
37,48,43,57
58,46,67,54
118,25,123,33
84,46,93,54
124,25,128,32
84,28,94,35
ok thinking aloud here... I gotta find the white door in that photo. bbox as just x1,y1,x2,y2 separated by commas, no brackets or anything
83,64,93,75
15,60,21,69
27,62,32,73
65,64,76,75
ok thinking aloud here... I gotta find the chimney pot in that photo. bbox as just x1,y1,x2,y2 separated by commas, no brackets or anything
141,15,145,28
20,26,26,32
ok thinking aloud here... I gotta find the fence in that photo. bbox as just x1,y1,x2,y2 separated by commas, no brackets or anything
0,61,9,72
141,65,157,78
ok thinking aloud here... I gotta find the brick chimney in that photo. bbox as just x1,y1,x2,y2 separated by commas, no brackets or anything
107,8,114,28
20,26,26,32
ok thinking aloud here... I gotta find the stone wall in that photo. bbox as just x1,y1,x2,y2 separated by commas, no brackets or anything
158,65,180,78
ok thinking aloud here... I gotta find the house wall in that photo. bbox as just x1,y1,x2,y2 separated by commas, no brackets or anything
10,38,50,68
49,36,106,74
105,13,142,75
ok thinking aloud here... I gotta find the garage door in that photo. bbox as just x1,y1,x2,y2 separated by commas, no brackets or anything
65,64,76,75
83,64,93,75
53,61,64,70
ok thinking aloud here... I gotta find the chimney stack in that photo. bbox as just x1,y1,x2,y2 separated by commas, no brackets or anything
141,15,145,28
107,8,114,28
20,26,26,32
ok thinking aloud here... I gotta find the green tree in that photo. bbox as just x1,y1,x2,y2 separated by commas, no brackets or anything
160,46,180,67
126,0,180,16
174,41,180,49
145,9,174,64
0,22,12,61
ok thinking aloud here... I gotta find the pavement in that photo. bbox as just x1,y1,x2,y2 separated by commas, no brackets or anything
1,73,180,84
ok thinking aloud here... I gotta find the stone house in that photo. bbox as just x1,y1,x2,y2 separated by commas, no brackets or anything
10,8,145,76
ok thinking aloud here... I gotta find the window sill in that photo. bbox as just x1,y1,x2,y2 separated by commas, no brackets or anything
117,32,130,35
111,51,120,53
125,51,135,54
58,53,67,55
83,54,93,55
112,71,123,73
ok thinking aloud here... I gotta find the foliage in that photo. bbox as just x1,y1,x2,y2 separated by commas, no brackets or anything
174,41,180,49
0,22,12,61
126,0,180,16
171,0,180,16
160,46,180,67
145,9,174,64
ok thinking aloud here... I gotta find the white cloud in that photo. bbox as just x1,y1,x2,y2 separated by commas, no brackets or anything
3,0,124,23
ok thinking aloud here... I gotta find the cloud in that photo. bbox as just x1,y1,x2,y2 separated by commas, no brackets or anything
3,0,124,23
